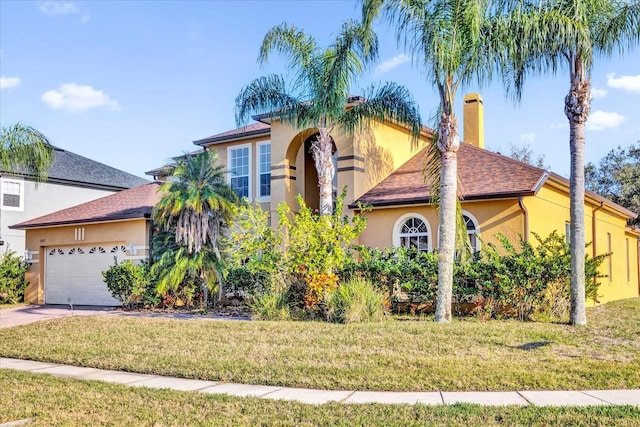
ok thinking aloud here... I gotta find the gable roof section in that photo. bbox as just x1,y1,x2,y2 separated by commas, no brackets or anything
193,122,271,147
2,147,149,190
355,143,548,207
10,182,162,230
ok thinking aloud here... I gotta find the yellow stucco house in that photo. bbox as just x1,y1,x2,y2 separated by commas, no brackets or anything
12,94,639,306
179,93,639,304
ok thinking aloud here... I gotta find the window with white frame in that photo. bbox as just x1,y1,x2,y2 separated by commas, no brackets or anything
257,142,271,199
228,144,251,199
393,214,432,252
462,212,481,253
1,178,24,211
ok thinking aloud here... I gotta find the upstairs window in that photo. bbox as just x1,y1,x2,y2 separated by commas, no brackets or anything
228,144,250,199
257,142,271,199
1,178,24,211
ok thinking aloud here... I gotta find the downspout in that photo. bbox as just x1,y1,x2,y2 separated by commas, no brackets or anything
592,201,604,258
144,213,153,265
518,196,529,242
591,201,604,290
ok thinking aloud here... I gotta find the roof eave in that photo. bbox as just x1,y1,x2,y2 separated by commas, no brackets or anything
10,214,152,230
349,191,535,209
193,128,271,146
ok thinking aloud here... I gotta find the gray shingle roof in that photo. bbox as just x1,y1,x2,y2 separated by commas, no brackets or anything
3,147,149,190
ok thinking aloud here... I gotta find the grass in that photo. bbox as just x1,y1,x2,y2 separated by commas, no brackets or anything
0,302,27,310
0,299,638,392
1,370,639,426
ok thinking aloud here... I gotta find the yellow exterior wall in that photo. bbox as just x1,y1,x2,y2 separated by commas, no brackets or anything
359,199,523,251
360,185,639,304
22,219,150,304
204,120,639,305
206,119,424,226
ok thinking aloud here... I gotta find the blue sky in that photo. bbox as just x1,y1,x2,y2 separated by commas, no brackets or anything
1,0,639,179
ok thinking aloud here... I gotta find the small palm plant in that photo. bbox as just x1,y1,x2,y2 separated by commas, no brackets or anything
152,151,238,308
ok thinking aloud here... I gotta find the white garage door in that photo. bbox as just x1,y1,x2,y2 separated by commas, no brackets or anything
45,244,126,306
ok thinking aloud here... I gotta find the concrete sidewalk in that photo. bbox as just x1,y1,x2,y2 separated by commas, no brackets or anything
2,358,639,407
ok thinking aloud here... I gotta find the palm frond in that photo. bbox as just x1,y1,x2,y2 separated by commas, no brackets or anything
337,82,422,146
0,123,54,181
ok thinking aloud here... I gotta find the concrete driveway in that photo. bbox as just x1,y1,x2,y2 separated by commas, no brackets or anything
0,305,116,328
0,305,250,328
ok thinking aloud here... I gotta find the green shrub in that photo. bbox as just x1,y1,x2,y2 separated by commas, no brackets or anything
248,289,291,321
340,246,440,312
102,258,159,309
0,250,29,304
468,232,605,321
225,188,368,315
341,231,606,321
325,277,389,323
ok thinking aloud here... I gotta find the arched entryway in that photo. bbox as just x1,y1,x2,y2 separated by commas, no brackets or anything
302,133,338,212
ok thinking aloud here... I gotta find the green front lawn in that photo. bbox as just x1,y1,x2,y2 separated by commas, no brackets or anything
1,299,638,392
1,370,639,426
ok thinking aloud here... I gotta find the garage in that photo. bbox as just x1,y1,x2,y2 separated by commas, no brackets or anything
45,244,126,306
10,182,160,306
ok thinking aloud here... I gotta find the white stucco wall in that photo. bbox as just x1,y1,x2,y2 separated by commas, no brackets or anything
1,176,118,256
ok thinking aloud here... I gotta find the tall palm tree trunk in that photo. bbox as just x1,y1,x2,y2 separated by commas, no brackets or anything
311,127,336,216
435,110,460,323
565,62,590,326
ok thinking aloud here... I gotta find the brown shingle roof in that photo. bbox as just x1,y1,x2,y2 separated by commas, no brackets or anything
193,122,271,147
354,143,548,207
10,182,162,229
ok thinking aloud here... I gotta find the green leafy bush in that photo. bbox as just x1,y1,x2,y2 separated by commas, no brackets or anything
464,232,605,321
102,258,159,309
225,188,368,317
340,246,439,304
325,277,389,323
0,250,29,304
341,231,605,321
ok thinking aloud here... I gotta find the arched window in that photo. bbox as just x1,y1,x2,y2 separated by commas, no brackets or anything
462,212,480,253
393,214,432,252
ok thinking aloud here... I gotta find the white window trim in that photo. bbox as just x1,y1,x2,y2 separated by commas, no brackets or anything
256,141,271,202
392,213,433,252
462,210,481,253
1,177,25,212
227,143,252,201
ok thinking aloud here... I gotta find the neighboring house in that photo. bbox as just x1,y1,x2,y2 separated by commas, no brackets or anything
1,146,149,256
152,93,638,305
10,182,161,305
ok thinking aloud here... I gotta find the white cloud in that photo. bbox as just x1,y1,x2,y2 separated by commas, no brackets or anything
591,87,608,98
39,1,78,16
606,73,640,93
41,83,120,113
39,1,90,23
519,132,536,143
586,110,625,131
0,76,20,89
375,54,411,74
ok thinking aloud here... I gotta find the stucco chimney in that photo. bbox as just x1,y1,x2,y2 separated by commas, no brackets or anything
463,93,484,149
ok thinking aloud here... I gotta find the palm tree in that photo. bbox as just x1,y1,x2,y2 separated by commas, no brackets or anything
235,20,422,215
501,0,639,325
0,123,54,181
152,150,238,307
363,0,500,322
